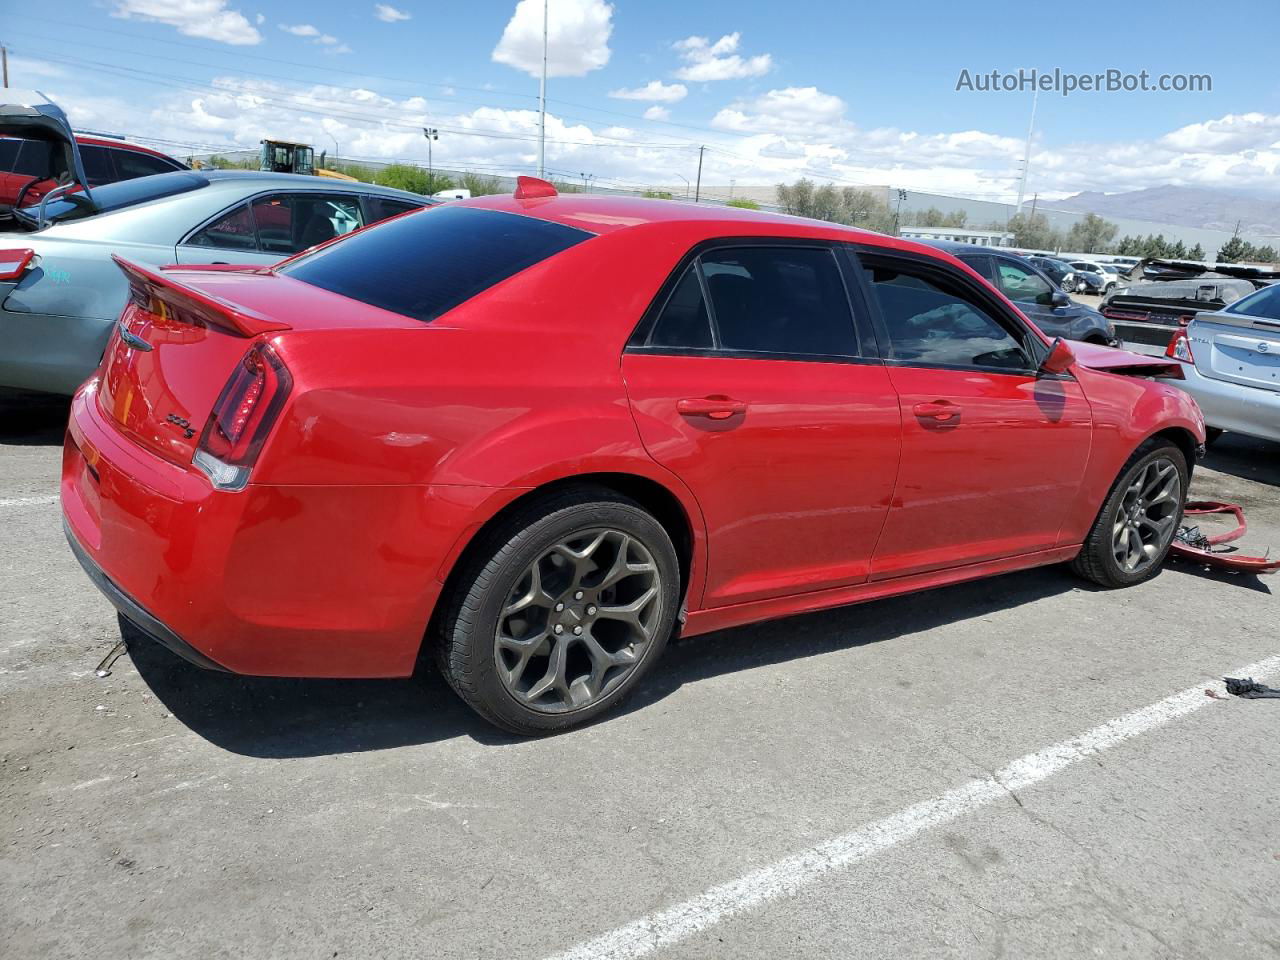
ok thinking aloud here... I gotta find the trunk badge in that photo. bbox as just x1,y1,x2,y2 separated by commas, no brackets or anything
117,321,153,352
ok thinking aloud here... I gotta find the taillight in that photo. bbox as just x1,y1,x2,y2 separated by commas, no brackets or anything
1166,328,1195,364
193,343,292,491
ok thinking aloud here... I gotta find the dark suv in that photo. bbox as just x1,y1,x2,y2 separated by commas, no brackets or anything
916,240,1118,345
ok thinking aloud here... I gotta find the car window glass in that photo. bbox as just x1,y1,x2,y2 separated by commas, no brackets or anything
997,260,1054,305
1225,283,1280,321
187,202,257,250
866,261,1031,371
366,196,424,223
0,138,21,171
959,255,994,283
113,149,180,179
699,247,857,356
252,193,366,256
11,139,56,178
648,264,713,349
79,145,115,185
280,205,591,323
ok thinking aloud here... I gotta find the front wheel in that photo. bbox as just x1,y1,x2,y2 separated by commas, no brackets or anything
436,487,680,735
1070,440,1188,588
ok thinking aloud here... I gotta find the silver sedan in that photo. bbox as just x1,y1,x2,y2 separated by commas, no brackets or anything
0,169,433,394
1160,283,1280,444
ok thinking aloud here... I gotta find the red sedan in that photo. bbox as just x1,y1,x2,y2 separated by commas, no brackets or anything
61,178,1205,734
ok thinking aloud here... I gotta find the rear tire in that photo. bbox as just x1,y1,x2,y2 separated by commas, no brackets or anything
435,487,680,735
1070,439,1188,589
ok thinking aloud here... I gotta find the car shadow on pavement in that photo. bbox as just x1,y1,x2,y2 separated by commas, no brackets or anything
128,639,523,756
1164,556,1273,595
0,389,71,446
129,564,1087,756
1201,433,1280,487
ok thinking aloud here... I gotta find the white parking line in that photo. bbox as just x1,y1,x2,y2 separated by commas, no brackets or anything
543,655,1280,960
0,495,59,508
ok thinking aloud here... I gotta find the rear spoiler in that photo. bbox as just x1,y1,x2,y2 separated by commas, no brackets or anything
112,255,290,338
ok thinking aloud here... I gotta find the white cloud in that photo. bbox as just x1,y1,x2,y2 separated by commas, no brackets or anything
492,0,613,78
112,0,262,45
5,57,66,80
1160,112,1280,153
673,32,771,83
255,12,264,24
610,80,687,103
643,105,670,121
279,24,351,53
713,87,848,135
374,3,411,21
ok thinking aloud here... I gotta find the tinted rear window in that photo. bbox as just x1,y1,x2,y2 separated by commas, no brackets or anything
279,205,593,322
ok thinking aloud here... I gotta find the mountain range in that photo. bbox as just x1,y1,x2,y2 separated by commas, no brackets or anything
1041,186,1280,238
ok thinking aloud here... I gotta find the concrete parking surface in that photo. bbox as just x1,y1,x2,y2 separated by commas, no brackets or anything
2,387,1278,959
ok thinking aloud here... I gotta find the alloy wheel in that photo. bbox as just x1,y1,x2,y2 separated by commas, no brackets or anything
1112,457,1182,573
493,528,663,713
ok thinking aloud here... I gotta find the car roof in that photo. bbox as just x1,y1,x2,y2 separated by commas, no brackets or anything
194,168,430,201
910,237,1014,257
457,191,967,264
72,134,180,162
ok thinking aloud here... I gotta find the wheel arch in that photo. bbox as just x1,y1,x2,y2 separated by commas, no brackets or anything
422,471,704,662
1147,425,1200,473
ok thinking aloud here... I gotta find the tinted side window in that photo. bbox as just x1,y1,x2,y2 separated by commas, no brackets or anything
865,259,1031,371
280,206,592,323
113,149,181,179
996,260,1054,305
12,139,57,178
187,202,257,250
253,193,365,256
700,247,857,356
0,139,21,171
366,196,425,224
79,146,116,185
648,265,713,349
958,255,994,283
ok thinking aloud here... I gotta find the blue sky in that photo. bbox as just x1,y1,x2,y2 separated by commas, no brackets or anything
5,0,1278,200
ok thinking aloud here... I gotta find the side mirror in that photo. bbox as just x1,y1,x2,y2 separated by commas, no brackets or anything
1051,289,1071,308
1039,337,1076,376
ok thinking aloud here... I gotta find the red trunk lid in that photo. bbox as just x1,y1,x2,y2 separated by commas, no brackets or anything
97,259,418,467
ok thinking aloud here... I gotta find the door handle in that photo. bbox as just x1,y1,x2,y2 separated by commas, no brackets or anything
912,400,961,422
677,396,747,420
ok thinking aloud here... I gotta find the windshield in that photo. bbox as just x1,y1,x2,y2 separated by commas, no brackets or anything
18,170,207,226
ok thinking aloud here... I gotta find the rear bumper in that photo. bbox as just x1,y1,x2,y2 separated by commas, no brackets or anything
61,380,502,678
63,517,230,672
1158,363,1280,443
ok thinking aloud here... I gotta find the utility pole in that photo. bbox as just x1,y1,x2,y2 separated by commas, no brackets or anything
1014,86,1039,217
694,145,704,203
537,0,548,178
423,127,438,177
2,46,8,88
894,188,907,235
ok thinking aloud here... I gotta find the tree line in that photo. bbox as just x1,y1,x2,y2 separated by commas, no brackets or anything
772,179,1279,265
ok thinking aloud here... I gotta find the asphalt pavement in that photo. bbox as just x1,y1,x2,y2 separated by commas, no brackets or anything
2,387,1278,960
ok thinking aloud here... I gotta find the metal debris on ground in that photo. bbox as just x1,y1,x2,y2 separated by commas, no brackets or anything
94,639,128,678
1224,677,1280,699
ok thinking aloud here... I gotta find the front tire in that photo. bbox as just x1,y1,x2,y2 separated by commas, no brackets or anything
436,487,680,735
1070,440,1188,588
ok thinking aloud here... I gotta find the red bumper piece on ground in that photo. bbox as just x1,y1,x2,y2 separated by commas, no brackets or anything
1170,501,1280,575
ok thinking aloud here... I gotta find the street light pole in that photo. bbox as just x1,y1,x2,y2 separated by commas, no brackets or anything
537,0,548,178
694,145,704,203
423,127,438,178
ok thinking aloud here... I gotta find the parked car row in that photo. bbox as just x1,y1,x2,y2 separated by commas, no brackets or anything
0,92,436,395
